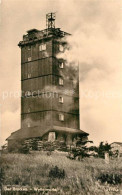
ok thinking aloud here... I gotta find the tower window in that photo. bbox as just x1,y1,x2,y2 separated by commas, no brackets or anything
59,44,64,52
27,123,30,127
28,46,31,50
39,43,46,51
59,62,64,69
59,113,64,121
59,78,63,85
28,73,31,78
28,57,31,61
59,96,63,103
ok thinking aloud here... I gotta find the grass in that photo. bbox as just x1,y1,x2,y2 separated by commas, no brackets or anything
0,151,122,195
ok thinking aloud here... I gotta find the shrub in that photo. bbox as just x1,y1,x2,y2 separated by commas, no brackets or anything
18,144,29,154
49,166,65,179
97,142,111,158
97,173,122,185
67,140,93,160
0,168,4,186
9,140,29,154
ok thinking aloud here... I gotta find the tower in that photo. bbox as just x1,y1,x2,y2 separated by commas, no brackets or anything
7,13,88,148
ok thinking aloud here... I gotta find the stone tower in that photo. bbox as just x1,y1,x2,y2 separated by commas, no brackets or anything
7,13,88,149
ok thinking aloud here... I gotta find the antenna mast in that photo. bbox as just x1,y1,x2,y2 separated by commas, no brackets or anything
46,13,56,29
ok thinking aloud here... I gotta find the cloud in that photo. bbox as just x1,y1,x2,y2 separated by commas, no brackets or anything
57,0,122,144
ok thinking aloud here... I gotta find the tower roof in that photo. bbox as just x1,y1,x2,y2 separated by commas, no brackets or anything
18,13,71,47
27,29,40,33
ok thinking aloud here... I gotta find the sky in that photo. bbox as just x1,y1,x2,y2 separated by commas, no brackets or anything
0,0,122,146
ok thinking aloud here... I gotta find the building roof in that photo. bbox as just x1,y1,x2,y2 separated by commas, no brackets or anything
111,142,122,146
6,126,88,141
53,126,88,135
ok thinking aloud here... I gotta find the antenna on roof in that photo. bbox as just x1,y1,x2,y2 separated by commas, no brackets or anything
46,13,56,29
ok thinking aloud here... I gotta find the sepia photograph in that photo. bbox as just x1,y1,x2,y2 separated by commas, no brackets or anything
0,0,122,194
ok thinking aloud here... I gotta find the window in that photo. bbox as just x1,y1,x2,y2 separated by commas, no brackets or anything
27,123,30,127
39,43,46,51
42,44,46,50
59,44,64,52
28,73,31,78
59,78,63,85
59,114,64,121
59,62,64,69
28,46,31,50
28,57,31,61
59,96,63,103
